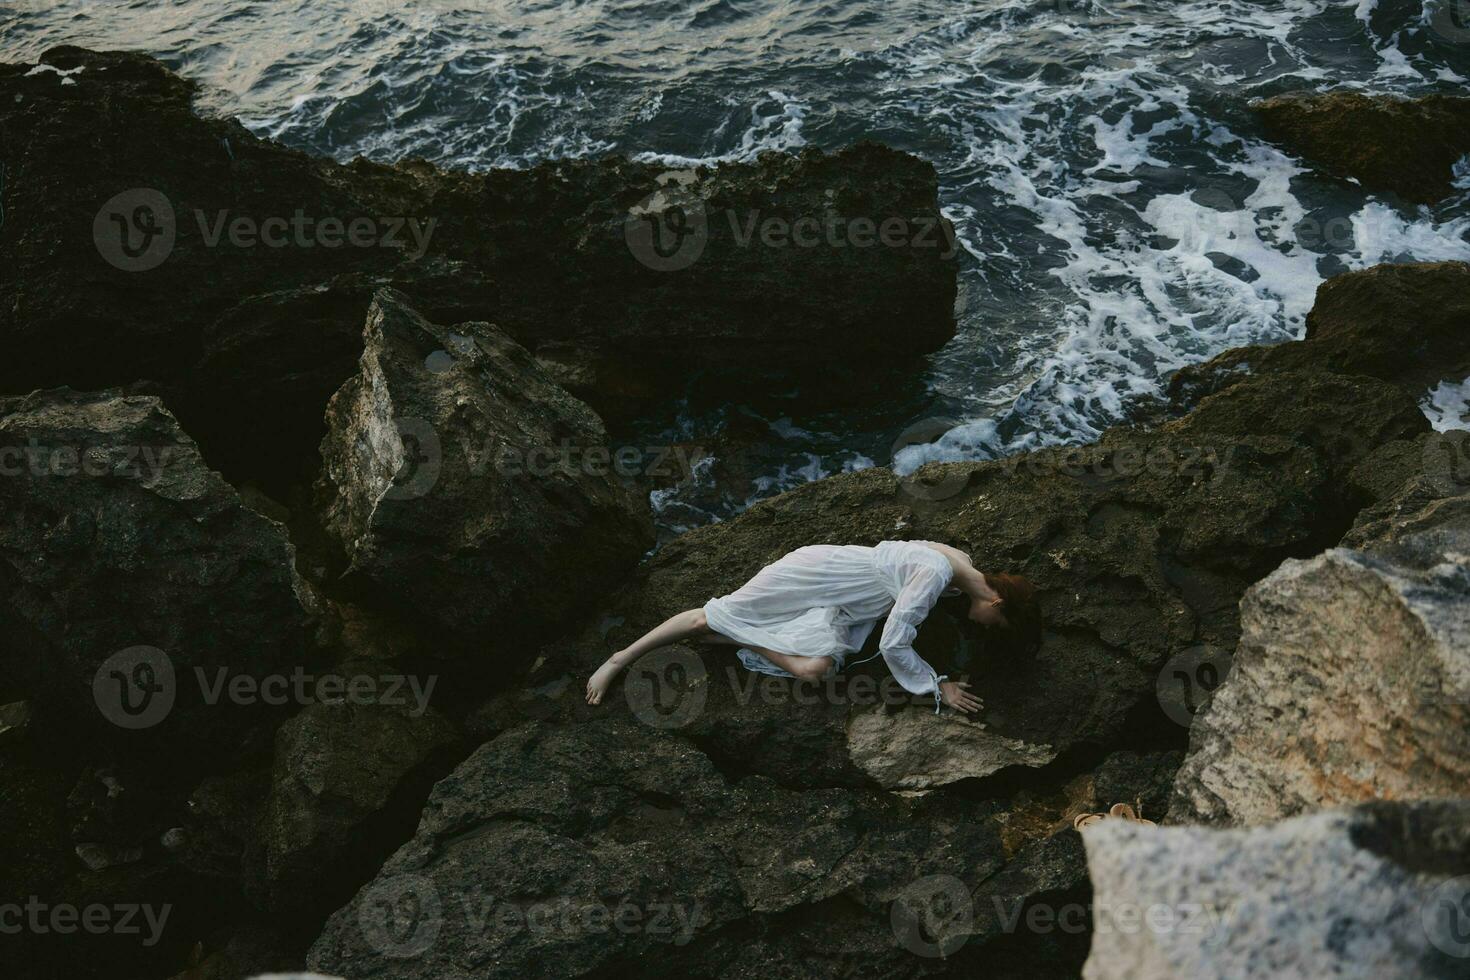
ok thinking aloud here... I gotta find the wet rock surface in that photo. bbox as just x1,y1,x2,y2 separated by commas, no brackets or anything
1253,92,1470,204
1081,800,1470,979
0,46,956,489
1170,261,1470,410
250,699,462,917
0,387,310,764
315,289,654,657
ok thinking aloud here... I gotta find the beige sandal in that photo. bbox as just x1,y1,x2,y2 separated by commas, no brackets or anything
1073,801,1157,831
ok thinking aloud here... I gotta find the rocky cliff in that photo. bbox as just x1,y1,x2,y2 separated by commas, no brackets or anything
2,44,1469,980
0,46,957,492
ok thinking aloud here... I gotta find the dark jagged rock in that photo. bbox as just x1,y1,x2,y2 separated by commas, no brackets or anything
0,387,310,763
1253,92,1470,204
315,290,654,658
307,717,982,978
308,717,1162,979
0,46,956,489
1082,800,1470,979
249,698,461,918
1343,446,1470,559
1170,262,1470,411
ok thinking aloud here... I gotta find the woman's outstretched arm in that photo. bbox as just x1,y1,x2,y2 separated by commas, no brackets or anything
880,566,983,715
586,608,711,705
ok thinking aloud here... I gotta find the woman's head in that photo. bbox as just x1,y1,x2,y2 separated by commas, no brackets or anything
969,572,1043,655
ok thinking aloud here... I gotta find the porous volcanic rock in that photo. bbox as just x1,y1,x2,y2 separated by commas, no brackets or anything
0,387,309,761
1253,92,1470,204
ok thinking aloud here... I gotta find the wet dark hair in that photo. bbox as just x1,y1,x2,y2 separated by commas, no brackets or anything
987,573,1043,657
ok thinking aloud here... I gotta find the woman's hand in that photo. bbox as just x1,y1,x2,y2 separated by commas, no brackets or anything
939,680,983,715
585,657,624,705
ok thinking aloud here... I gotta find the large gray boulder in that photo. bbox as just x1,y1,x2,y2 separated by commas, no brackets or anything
316,290,654,658
1081,800,1470,979
0,387,309,760
1169,508,1470,826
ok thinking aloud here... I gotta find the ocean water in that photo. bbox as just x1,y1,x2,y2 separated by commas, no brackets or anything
6,0,1470,534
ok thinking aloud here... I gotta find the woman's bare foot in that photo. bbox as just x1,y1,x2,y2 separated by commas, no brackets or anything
586,656,625,705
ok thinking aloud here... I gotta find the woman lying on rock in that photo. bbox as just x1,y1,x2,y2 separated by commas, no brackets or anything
585,540,1041,715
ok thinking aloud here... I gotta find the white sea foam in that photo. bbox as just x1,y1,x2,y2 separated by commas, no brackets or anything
1422,377,1470,432
1346,203,1470,268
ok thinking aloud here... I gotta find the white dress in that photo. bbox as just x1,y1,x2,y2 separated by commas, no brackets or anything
702,540,956,712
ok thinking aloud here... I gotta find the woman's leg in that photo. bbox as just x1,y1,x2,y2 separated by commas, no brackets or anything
586,608,713,704
751,647,835,681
